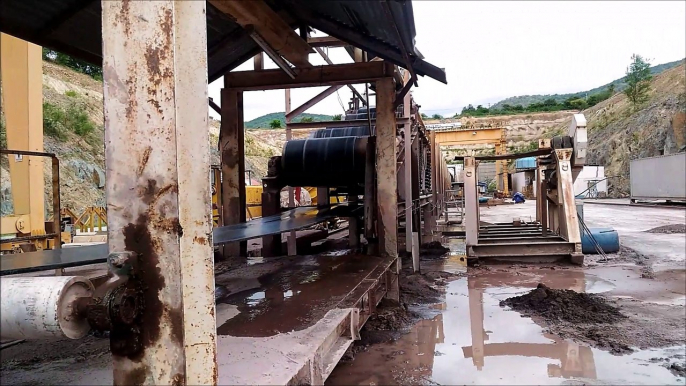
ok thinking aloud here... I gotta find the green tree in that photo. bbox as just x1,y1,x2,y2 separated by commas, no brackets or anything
269,119,282,129
431,114,443,120
624,54,652,106
299,116,314,123
332,114,342,121
420,113,429,119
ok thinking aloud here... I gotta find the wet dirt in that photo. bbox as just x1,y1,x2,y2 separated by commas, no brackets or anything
327,263,686,385
500,283,626,324
647,224,686,234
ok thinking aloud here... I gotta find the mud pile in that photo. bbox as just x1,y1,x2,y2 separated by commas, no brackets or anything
647,224,686,234
500,283,626,324
419,241,450,259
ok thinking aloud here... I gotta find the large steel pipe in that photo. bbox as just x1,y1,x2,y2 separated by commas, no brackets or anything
1,276,94,340
281,136,368,188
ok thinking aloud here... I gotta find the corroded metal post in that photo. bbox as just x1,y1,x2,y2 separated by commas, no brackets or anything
219,87,247,259
554,149,583,264
375,77,398,259
102,1,217,384
464,157,478,248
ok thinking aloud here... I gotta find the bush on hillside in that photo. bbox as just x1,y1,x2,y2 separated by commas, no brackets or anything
43,102,96,140
269,119,282,129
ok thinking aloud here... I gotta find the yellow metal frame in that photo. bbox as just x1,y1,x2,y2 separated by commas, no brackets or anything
435,127,509,195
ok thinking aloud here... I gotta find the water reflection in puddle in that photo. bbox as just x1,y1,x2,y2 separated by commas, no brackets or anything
327,271,683,385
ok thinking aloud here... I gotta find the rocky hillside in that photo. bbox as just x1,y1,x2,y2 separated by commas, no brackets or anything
426,111,575,160
491,58,685,109
576,63,686,197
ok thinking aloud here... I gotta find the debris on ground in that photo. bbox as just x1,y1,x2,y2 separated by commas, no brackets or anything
419,241,450,259
500,283,626,324
646,224,686,234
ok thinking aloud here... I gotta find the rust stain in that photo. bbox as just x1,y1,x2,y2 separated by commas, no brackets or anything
137,146,153,176
116,364,147,386
116,214,165,361
154,217,183,237
193,236,207,245
166,306,185,347
171,373,185,386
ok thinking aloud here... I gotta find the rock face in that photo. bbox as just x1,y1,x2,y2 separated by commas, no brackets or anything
581,63,685,197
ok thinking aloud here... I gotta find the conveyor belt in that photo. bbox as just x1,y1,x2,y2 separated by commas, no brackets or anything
1,205,359,276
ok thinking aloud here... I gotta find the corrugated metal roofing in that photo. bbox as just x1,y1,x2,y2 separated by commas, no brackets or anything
0,0,446,84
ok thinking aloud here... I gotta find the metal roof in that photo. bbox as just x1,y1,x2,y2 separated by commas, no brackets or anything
0,0,446,84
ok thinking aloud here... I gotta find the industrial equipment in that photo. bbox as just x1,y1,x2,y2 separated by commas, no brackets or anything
461,114,589,265
630,152,686,203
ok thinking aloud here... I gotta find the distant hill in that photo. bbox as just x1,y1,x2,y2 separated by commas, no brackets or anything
491,58,685,110
245,112,333,129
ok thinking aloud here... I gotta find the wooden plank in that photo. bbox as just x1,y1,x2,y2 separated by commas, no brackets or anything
224,61,394,91
208,0,312,67
307,36,347,47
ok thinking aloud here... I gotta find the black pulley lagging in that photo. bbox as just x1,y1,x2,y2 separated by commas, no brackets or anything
281,136,368,188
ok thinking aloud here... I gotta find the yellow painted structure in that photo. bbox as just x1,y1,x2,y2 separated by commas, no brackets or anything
435,127,509,195
0,34,47,249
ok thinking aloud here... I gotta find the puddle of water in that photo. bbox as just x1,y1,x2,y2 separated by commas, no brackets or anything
216,254,383,337
327,271,684,385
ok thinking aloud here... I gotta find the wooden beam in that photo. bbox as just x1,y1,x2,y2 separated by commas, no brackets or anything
253,52,264,70
208,0,313,67
314,46,368,105
285,85,343,120
307,36,347,47
224,61,394,91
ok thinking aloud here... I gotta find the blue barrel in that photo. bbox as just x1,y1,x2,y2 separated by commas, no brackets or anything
479,197,489,204
581,227,620,254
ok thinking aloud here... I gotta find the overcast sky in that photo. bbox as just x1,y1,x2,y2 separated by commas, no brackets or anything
208,1,686,121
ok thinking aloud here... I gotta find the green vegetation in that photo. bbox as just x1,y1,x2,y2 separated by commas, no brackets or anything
42,48,103,81
332,114,342,121
269,119,282,129
490,58,683,110
245,112,333,129
65,90,78,97
43,102,96,141
0,113,6,149
299,116,314,123
431,114,444,120
459,87,616,118
420,113,429,119
624,54,652,106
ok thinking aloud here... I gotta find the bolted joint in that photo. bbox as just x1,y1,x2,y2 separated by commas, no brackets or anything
75,283,143,333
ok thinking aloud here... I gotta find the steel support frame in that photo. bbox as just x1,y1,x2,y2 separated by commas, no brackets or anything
219,87,247,259
464,157,478,249
375,77,400,302
102,1,216,384
552,149,583,264
0,34,46,247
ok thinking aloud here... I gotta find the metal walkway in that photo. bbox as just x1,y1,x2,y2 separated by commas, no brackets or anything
1,205,359,276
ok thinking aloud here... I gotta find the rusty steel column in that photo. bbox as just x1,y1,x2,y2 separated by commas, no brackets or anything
285,89,297,256
375,77,398,259
219,87,247,259
554,149,583,264
102,1,217,384
537,164,548,236
404,126,413,253
464,157,478,248
430,131,438,217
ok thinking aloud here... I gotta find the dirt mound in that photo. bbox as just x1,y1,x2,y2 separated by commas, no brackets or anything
646,224,686,234
500,283,626,324
364,299,416,331
419,241,450,259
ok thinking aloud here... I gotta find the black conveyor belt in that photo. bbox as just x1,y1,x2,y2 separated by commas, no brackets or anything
1,205,358,276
